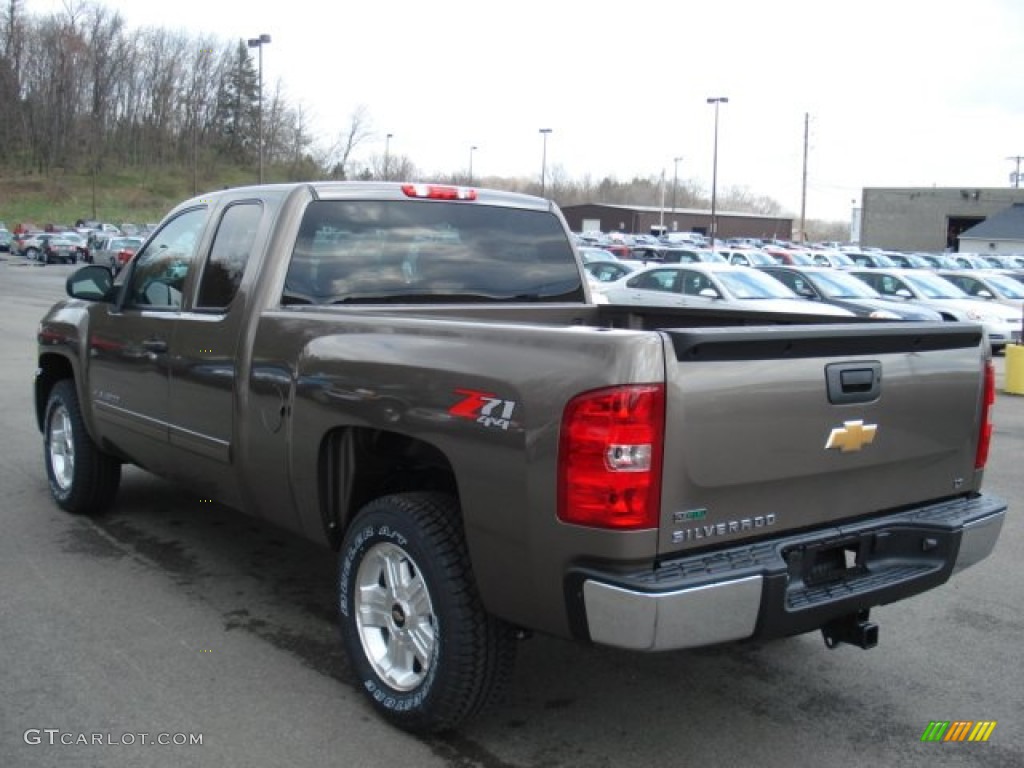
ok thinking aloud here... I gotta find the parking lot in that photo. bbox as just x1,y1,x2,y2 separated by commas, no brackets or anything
1,258,1021,768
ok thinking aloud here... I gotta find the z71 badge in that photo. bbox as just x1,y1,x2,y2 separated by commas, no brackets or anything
449,388,517,431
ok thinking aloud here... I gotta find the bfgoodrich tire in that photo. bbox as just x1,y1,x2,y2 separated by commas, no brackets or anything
338,492,517,733
43,380,121,515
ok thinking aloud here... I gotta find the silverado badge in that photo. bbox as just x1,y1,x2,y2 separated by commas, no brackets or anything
825,420,878,452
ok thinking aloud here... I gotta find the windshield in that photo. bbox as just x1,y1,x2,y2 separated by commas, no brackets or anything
742,251,777,265
902,271,969,299
809,270,881,298
718,269,798,300
579,247,617,263
984,274,1024,298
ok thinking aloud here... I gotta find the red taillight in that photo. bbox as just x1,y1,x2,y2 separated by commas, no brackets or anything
975,360,995,469
558,384,665,530
401,184,477,201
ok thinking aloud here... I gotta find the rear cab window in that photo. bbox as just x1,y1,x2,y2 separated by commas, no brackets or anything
281,200,582,305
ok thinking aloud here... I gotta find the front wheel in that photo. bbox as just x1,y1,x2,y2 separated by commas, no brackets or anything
338,493,517,733
44,380,121,515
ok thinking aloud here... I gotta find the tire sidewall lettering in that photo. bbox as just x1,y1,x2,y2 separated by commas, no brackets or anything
340,514,441,712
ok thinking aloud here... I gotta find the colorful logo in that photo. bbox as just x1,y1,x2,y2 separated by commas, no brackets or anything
449,389,517,431
921,721,997,742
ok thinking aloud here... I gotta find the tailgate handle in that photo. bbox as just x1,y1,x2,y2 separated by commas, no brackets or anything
826,362,881,404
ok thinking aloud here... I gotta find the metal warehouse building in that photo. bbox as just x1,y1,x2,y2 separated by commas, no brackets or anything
860,187,1024,252
559,204,793,241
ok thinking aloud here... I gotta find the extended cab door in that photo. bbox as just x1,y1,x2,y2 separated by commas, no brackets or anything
86,207,208,469
166,201,264,468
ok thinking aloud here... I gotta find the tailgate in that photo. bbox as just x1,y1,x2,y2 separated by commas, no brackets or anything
658,323,987,555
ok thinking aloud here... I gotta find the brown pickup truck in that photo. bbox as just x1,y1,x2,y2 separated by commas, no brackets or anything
35,182,1005,733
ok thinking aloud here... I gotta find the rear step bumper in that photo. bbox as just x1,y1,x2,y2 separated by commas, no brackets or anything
568,493,1006,651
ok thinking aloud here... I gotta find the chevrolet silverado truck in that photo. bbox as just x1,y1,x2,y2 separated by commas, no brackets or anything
36,182,1006,733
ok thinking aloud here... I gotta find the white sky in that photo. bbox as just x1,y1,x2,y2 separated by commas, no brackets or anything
25,0,1024,220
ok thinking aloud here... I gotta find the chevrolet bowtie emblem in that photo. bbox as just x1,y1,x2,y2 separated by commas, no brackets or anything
825,420,878,452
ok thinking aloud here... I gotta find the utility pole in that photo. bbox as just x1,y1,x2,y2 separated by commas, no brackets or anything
800,112,809,243
672,156,682,219
1008,155,1024,188
247,33,271,184
659,168,666,231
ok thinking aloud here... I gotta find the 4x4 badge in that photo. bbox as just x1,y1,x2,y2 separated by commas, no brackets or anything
825,420,878,452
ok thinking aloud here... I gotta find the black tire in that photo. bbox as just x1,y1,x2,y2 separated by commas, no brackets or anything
338,492,517,733
26,247,38,261
43,380,121,515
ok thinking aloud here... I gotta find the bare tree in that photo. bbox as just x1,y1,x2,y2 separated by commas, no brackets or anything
323,104,373,179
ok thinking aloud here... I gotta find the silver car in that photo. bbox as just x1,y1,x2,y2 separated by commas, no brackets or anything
937,269,1024,312
851,268,1022,351
601,263,855,317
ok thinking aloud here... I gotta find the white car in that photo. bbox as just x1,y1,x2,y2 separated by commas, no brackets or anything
937,269,1024,312
850,268,1022,352
601,263,856,317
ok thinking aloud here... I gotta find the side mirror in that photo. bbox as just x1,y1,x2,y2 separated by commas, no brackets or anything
66,265,114,302
895,288,913,299
976,289,994,299
698,288,720,299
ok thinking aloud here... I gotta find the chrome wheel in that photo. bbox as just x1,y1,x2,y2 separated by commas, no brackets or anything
47,402,75,491
354,541,437,691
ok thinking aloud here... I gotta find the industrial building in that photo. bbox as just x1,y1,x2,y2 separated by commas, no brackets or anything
860,187,1024,252
559,203,793,241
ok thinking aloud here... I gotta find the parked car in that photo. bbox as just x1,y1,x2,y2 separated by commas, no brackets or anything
912,252,961,270
578,246,620,264
845,251,898,268
981,254,1024,270
762,247,817,266
15,231,47,258
948,253,997,270
810,250,857,268
937,269,1024,311
60,231,91,262
95,235,146,274
602,262,856,317
759,265,944,320
881,252,932,269
850,268,1022,352
721,249,778,267
658,247,727,265
0,229,11,253
40,235,81,265
583,259,637,285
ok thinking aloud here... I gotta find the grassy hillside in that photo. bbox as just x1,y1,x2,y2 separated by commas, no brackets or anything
0,165,263,230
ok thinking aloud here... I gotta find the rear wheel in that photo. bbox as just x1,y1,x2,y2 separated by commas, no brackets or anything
338,492,517,733
44,380,121,515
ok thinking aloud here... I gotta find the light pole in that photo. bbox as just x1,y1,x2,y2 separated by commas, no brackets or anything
706,96,728,247
247,33,271,184
539,128,553,197
671,156,682,221
384,133,393,180
469,145,477,184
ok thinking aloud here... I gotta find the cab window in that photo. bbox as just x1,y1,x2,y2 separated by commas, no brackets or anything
124,208,207,309
196,202,262,309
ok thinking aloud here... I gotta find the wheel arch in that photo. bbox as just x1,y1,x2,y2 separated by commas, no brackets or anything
35,352,78,432
318,426,459,550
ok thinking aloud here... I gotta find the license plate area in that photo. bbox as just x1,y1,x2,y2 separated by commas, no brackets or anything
784,535,870,587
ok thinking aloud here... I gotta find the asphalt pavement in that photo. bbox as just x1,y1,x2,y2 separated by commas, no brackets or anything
1,257,1021,768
